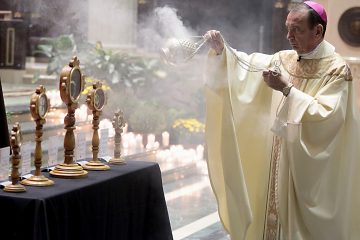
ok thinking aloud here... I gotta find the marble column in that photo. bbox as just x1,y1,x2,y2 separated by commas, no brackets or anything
87,0,137,50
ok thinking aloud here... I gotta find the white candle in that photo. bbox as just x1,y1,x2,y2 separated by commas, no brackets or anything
77,104,88,122
100,119,115,137
147,134,155,146
122,133,129,149
196,144,204,160
123,123,128,134
135,134,144,151
129,135,137,154
162,131,170,147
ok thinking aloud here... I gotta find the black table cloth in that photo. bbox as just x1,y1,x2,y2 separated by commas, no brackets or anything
0,160,173,240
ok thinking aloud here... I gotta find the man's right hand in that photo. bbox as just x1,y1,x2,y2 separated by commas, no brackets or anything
204,30,224,55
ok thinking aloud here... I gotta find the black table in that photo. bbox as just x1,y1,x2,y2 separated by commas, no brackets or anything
0,160,173,240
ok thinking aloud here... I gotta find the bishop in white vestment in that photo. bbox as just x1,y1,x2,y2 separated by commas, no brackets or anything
204,31,360,240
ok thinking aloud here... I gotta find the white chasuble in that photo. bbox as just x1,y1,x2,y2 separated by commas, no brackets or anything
204,41,360,240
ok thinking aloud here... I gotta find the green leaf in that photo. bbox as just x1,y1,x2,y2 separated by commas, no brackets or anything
55,34,75,50
33,44,54,57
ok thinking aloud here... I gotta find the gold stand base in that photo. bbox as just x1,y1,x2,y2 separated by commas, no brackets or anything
109,157,126,165
21,175,54,187
50,163,88,178
83,160,110,171
4,183,26,192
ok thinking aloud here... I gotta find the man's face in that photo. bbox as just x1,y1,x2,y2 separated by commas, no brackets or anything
285,10,320,54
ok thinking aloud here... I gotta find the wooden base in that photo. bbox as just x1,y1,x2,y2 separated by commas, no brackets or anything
3,183,26,192
83,160,110,171
109,156,126,165
50,163,88,178
21,175,54,187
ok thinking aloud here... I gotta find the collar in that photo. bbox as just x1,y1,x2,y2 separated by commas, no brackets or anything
298,40,335,59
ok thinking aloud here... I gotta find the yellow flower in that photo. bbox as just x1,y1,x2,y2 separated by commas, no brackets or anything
172,118,205,133
82,77,111,95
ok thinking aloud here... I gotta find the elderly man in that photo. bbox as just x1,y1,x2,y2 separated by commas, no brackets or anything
204,1,360,239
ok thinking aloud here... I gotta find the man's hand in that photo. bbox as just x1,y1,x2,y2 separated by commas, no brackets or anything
204,30,224,55
262,70,289,92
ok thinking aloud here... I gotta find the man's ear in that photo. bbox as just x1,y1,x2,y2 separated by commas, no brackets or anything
315,24,323,37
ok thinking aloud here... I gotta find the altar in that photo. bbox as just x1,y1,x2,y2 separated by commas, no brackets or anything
0,160,173,240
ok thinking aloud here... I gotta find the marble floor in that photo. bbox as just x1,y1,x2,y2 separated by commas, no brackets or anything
154,146,230,240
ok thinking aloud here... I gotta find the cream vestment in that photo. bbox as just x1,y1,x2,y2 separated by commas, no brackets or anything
204,40,360,240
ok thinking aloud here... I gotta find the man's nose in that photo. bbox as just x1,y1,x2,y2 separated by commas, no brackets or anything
287,30,294,40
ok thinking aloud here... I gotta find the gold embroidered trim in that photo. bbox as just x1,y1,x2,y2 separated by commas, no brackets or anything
279,51,324,79
278,51,352,82
345,65,353,81
264,136,282,240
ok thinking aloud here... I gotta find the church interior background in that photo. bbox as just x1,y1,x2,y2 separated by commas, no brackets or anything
0,0,359,239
